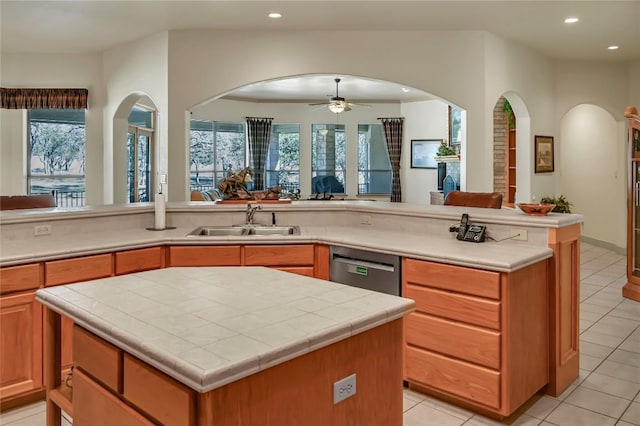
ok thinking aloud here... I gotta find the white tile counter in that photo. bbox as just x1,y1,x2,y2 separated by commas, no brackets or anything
35,266,415,393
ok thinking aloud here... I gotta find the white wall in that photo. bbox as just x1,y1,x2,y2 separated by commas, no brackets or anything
554,61,631,250
561,105,624,249
167,29,487,201
0,53,105,203
102,32,169,203
484,33,556,203
401,101,449,204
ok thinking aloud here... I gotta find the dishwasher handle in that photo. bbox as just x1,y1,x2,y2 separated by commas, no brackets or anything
332,255,395,272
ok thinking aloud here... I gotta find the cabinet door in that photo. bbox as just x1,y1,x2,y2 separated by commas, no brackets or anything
45,254,113,286
244,245,314,266
168,246,241,266
115,247,164,275
74,369,154,426
0,292,43,399
0,264,41,295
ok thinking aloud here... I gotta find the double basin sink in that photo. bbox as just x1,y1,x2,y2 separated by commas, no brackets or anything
187,225,300,237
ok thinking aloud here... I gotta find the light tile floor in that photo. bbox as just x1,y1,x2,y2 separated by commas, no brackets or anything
1,242,637,426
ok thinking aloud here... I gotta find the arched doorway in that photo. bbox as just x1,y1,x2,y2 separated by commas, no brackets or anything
492,92,531,204
113,93,159,204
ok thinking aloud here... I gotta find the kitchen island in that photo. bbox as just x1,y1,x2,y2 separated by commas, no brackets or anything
35,266,415,426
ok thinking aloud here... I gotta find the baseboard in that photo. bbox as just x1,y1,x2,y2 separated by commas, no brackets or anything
580,236,625,256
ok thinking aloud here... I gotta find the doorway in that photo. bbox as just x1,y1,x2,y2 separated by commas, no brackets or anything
127,106,155,203
493,97,516,204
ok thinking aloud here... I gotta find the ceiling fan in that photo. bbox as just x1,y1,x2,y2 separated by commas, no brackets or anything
309,78,371,114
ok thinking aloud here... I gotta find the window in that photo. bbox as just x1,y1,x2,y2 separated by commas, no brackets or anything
358,124,391,194
189,121,246,192
266,124,300,192
311,124,345,194
28,109,86,207
127,106,155,202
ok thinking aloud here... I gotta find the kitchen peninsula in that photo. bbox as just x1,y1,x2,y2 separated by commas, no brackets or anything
36,267,414,426
0,201,582,419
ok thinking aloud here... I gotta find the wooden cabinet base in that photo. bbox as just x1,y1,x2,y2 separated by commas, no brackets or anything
623,282,640,301
67,320,404,426
198,319,403,426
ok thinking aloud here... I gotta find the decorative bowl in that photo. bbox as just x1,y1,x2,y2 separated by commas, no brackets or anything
517,203,556,216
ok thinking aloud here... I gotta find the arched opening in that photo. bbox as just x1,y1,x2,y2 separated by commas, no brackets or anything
493,92,531,204
561,104,625,249
187,74,466,203
112,93,159,204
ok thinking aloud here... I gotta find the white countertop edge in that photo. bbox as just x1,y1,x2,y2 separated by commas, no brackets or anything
2,228,554,272
35,290,415,394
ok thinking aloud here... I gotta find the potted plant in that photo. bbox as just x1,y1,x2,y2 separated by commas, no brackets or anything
434,141,459,162
540,195,573,213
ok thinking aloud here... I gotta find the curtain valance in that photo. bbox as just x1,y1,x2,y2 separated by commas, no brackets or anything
0,88,88,109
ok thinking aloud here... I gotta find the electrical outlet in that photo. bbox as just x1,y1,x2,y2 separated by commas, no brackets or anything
509,228,528,241
34,224,52,236
360,215,372,225
333,373,356,404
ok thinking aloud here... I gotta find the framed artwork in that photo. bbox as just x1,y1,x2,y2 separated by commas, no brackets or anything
410,139,441,169
534,135,554,173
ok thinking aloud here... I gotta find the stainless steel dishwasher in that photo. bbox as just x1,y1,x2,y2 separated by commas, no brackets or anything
329,246,401,296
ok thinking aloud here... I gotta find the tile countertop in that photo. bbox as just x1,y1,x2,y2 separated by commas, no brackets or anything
35,266,415,393
1,225,553,272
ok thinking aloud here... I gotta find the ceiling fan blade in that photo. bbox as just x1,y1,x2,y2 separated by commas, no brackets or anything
308,102,329,106
343,104,352,112
348,102,372,108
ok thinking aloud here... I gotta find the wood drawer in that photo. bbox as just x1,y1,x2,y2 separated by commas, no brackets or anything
406,313,500,370
405,346,501,409
244,244,314,266
45,254,113,286
404,284,501,330
274,266,315,277
115,247,163,275
404,258,500,299
123,354,196,426
168,246,241,266
0,263,41,294
73,325,122,393
74,368,154,426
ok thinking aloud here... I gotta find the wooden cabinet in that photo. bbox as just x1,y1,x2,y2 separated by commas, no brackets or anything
115,247,164,275
168,246,242,266
45,254,114,375
0,263,43,407
45,254,113,286
74,369,153,426
625,106,640,301
168,244,328,279
403,258,548,417
0,291,43,403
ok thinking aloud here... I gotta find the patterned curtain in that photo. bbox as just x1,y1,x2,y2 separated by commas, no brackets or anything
0,88,88,109
246,117,273,190
379,117,404,202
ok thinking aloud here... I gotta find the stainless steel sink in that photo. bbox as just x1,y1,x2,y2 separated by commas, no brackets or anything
187,225,299,237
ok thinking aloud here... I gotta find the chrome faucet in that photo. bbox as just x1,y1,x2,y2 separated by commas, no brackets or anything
246,203,262,225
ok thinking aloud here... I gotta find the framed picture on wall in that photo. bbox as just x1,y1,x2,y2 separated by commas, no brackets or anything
449,106,462,148
410,139,441,169
534,135,554,173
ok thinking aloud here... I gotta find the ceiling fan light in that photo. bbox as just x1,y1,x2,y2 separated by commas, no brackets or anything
328,100,346,114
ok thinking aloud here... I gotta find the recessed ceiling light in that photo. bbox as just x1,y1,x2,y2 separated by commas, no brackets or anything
564,17,579,24
268,12,282,19
401,88,410,93
608,45,619,50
